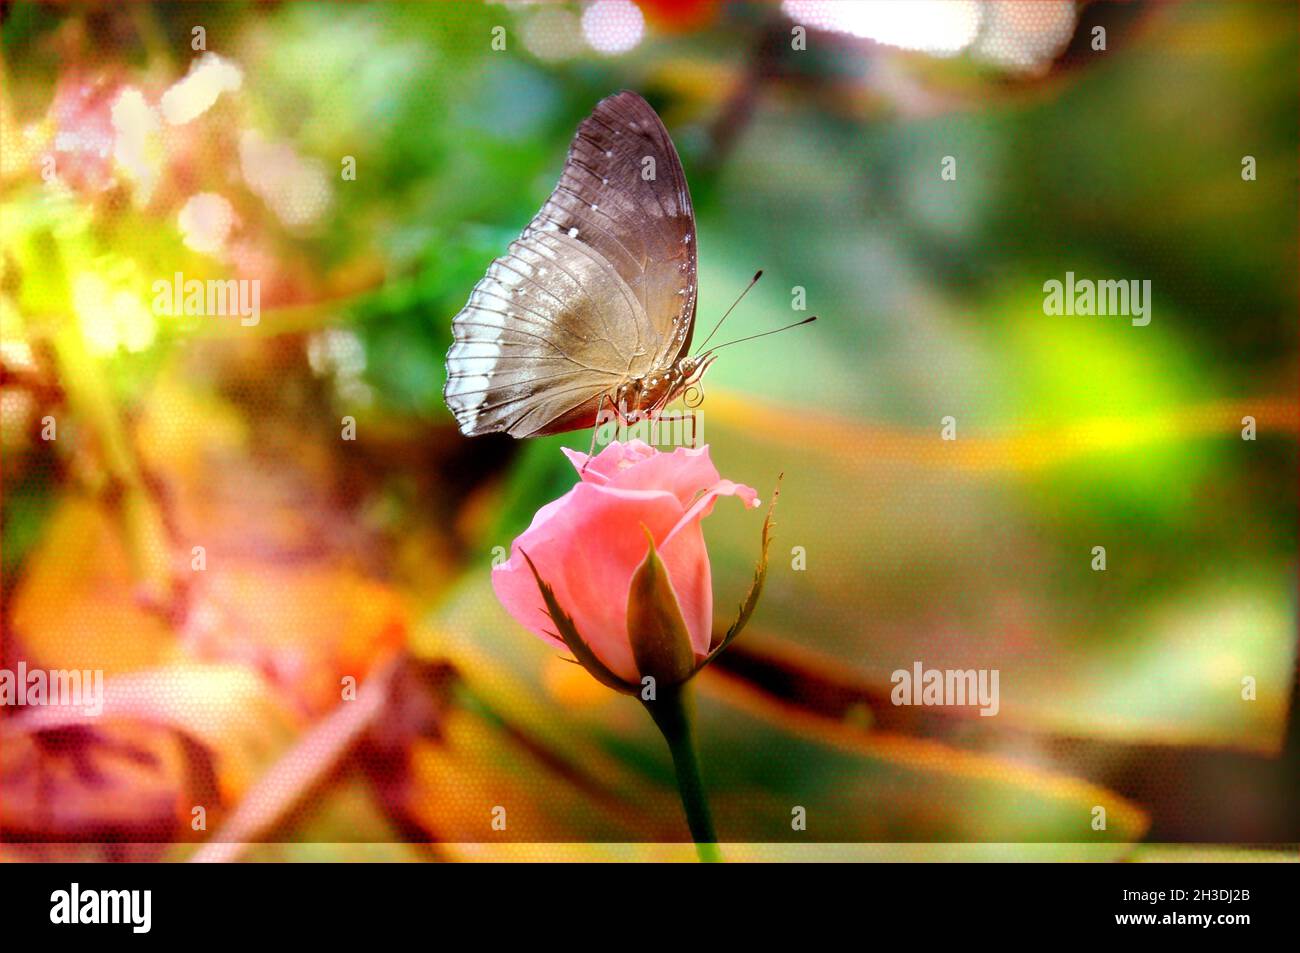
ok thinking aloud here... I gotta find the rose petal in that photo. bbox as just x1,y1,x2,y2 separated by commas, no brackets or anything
655,519,713,657
562,439,657,485
658,478,759,655
564,440,724,509
492,483,686,683
663,478,761,548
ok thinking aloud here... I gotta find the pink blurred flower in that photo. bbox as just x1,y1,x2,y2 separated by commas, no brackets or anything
493,440,766,687
46,73,120,193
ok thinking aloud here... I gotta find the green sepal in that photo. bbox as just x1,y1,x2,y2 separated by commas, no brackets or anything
627,526,697,688
702,475,781,668
520,550,636,694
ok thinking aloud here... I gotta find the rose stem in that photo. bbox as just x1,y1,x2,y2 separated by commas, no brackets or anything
643,687,721,863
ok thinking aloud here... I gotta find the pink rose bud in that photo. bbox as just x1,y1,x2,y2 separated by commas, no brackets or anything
493,440,774,690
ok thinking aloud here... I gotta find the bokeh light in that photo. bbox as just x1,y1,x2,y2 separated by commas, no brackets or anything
522,6,586,62
160,52,243,125
782,0,982,56
581,0,646,55
178,192,237,255
972,0,1076,75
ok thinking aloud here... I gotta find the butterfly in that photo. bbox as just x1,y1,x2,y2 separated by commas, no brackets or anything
444,90,812,439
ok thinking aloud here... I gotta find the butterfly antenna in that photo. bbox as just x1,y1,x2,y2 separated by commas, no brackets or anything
695,270,763,354
703,315,817,354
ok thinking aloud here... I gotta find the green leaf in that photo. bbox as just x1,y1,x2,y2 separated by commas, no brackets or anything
520,550,635,694
704,475,781,666
627,527,697,688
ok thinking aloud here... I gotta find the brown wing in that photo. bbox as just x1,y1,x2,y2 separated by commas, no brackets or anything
530,90,698,369
444,229,652,437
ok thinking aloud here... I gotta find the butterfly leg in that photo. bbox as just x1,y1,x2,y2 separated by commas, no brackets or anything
581,391,613,475
645,391,680,447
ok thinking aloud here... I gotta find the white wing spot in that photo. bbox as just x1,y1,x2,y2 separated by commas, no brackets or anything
445,334,506,430
567,227,579,238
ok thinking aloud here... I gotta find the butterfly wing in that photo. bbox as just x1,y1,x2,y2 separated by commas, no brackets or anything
531,90,698,368
444,91,698,438
444,228,651,437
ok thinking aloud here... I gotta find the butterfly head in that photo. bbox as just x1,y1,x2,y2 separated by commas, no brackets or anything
672,352,717,408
